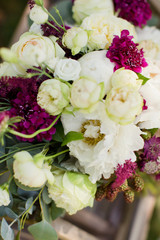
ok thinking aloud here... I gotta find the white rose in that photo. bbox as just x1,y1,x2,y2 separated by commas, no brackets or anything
29,4,48,24
13,151,54,188
78,50,114,93
55,58,81,81
105,86,143,125
0,185,10,207
61,102,144,183
11,32,62,74
37,79,70,115
111,68,142,90
72,0,114,24
29,23,44,35
62,27,88,55
48,169,97,215
81,14,137,50
70,76,105,112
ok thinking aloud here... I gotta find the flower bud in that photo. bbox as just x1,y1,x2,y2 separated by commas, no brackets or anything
55,58,81,81
95,184,107,201
123,189,135,203
48,169,97,215
70,76,105,112
0,184,10,207
13,151,54,188
37,79,70,115
30,5,48,24
106,185,119,202
62,27,88,55
131,175,144,192
105,86,143,125
0,48,18,63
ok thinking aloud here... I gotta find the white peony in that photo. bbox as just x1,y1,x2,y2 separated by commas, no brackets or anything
0,185,10,207
61,102,144,183
72,0,114,24
54,58,81,81
81,14,137,51
70,76,105,112
29,4,48,24
13,151,54,188
37,79,70,115
62,27,88,55
48,169,96,215
141,59,160,79
78,50,114,93
135,75,160,129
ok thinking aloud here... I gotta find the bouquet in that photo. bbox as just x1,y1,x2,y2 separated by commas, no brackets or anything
0,0,159,239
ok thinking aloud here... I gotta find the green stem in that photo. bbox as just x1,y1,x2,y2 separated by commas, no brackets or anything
46,21,61,33
53,7,65,29
28,66,52,79
9,114,60,139
45,149,69,160
44,8,66,32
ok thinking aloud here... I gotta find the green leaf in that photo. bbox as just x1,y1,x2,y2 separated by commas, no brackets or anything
25,197,33,214
5,208,18,220
61,131,84,146
52,121,64,142
1,218,14,240
137,73,150,85
14,178,42,192
40,198,52,223
49,0,74,25
51,201,65,221
9,179,18,195
28,220,58,240
149,128,158,137
42,187,52,205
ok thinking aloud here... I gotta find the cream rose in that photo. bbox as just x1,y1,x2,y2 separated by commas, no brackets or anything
54,58,81,81
0,185,10,207
72,0,114,24
37,79,70,115
81,14,137,50
29,4,48,24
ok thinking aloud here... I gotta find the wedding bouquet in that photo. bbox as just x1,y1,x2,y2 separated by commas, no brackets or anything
0,0,159,239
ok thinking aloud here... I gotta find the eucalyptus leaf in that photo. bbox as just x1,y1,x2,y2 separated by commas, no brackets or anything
42,187,52,205
28,220,58,240
61,131,84,146
25,197,33,214
51,201,65,221
5,208,18,220
9,179,18,195
40,198,52,223
1,218,14,240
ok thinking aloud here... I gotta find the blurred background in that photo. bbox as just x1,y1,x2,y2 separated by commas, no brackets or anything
0,0,160,240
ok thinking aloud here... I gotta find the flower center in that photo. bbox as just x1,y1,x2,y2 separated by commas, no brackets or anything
81,120,105,146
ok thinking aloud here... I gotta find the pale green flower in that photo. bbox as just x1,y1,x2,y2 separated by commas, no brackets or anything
13,151,54,188
70,76,105,112
37,79,70,115
48,169,97,215
62,27,88,55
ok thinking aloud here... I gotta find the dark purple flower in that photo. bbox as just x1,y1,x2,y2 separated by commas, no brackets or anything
113,0,152,28
143,136,160,161
28,0,35,9
41,21,70,38
106,30,148,73
10,92,56,142
156,173,160,181
112,159,137,188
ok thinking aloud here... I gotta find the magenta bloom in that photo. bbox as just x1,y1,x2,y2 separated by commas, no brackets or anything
106,30,148,73
10,92,56,142
114,0,152,28
143,99,148,111
112,160,137,188
143,136,160,161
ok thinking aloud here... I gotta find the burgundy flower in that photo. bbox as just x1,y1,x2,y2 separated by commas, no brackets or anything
10,92,56,142
143,136,160,161
28,0,35,9
106,30,148,73
143,99,148,111
113,0,152,28
41,21,70,38
112,160,137,188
